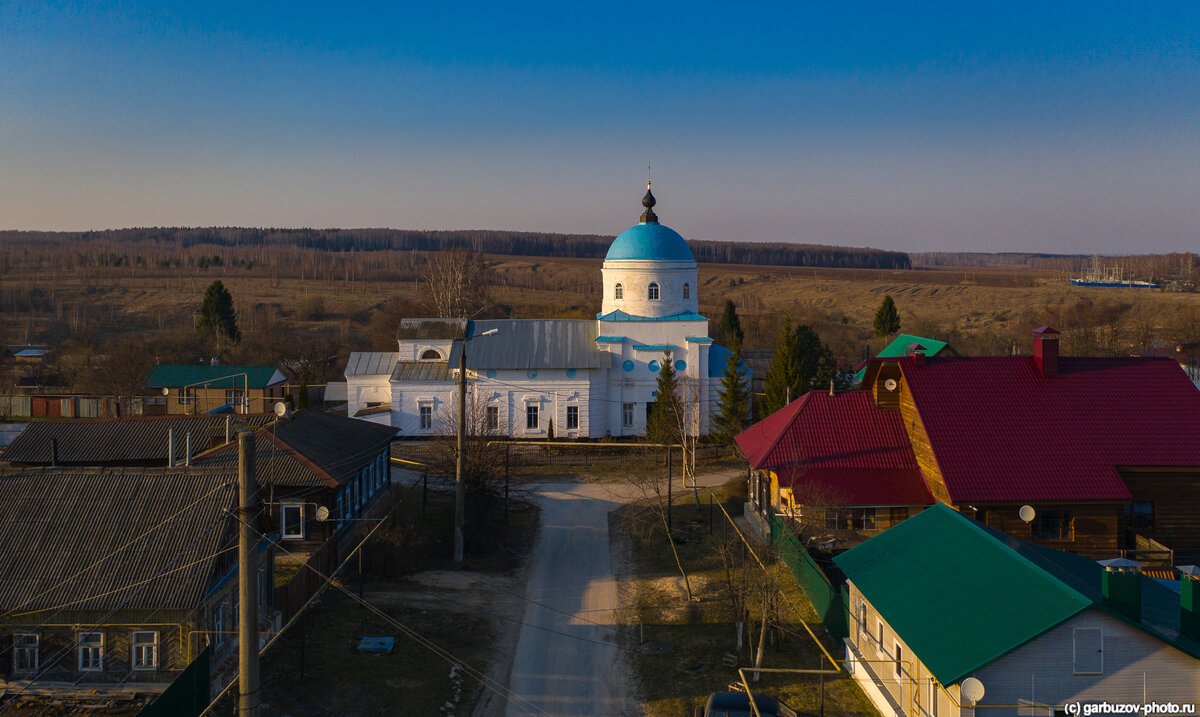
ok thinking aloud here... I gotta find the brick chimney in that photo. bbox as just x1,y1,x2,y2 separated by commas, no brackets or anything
1099,560,1142,622
907,343,927,368
1181,566,1200,641
1032,326,1059,377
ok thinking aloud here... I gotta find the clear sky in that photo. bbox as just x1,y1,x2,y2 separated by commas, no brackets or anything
1,1,1197,253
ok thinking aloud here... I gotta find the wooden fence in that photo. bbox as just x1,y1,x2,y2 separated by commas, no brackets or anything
274,538,338,621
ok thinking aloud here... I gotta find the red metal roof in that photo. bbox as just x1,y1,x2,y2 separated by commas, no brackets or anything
734,391,934,507
898,355,1200,503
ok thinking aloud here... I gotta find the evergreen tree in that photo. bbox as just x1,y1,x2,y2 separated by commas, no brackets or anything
762,317,800,416
873,295,901,338
794,324,826,391
715,300,744,349
647,350,681,444
712,337,751,445
197,280,241,343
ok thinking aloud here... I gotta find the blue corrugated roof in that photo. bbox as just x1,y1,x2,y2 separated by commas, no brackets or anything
597,309,708,322
605,222,695,262
708,344,751,378
595,336,626,343
632,344,677,351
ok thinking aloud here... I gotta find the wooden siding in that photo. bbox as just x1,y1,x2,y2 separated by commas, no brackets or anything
873,363,902,410
897,375,952,505
1119,468,1200,559
977,607,1200,715
966,503,1122,555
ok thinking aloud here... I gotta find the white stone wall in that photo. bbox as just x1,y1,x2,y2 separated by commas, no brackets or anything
395,339,455,362
346,375,394,419
601,259,698,318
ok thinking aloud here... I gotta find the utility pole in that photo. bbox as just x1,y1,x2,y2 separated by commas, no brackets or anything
455,348,467,563
238,431,260,717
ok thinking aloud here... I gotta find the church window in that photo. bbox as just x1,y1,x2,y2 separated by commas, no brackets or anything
486,406,499,432
622,403,634,427
525,405,539,430
419,406,433,430
648,282,660,300
683,283,690,299
614,283,623,300
566,406,578,430
420,349,442,360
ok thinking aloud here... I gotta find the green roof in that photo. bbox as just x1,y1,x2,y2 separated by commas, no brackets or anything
833,504,1092,685
854,334,953,382
143,365,286,389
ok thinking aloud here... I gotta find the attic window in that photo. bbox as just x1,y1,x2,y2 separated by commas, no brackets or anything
420,349,442,360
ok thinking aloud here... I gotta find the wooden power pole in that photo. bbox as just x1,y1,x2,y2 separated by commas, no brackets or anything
238,431,260,717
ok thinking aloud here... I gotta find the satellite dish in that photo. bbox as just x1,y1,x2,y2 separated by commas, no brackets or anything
1019,505,1036,524
274,402,291,419
161,386,170,396
315,506,330,522
960,677,985,704
883,378,898,392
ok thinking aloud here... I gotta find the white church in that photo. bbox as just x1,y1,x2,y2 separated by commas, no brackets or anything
344,184,745,439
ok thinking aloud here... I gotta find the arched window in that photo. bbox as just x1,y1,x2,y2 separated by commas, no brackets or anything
420,349,442,360
683,283,690,299
648,282,660,300
614,283,623,300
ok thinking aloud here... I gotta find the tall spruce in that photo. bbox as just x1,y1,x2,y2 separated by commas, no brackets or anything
762,316,800,416
715,300,744,349
873,295,901,338
646,350,681,445
712,337,751,445
197,280,241,343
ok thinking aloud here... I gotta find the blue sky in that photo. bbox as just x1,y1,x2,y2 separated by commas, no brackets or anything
1,2,1197,252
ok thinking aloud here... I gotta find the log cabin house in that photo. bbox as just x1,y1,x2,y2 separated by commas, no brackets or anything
739,327,1200,562
141,364,287,416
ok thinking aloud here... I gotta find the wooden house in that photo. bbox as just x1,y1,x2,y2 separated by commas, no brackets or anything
738,326,1200,562
141,364,287,416
834,504,1200,717
0,468,275,710
852,333,959,384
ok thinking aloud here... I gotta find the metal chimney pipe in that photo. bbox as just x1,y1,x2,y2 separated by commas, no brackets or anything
185,431,192,467
167,428,175,468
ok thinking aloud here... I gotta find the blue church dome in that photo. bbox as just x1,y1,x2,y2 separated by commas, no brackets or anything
605,222,695,262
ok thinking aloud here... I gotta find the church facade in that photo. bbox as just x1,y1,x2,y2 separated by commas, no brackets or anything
344,184,745,439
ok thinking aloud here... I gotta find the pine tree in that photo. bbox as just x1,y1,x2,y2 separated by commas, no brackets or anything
647,350,681,444
197,280,241,343
712,337,751,446
794,324,826,391
873,295,901,338
715,300,744,349
762,317,800,416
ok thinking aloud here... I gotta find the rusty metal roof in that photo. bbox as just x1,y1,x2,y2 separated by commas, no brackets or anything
447,319,604,370
1,414,274,466
0,468,235,612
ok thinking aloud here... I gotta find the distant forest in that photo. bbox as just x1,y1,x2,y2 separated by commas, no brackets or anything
0,227,913,270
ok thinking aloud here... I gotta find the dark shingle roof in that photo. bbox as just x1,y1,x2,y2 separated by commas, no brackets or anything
195,411,396,488
0,468,235,613
2,415,274,466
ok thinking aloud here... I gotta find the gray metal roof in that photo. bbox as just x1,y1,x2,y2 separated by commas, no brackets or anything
194,410,396,488
0,468,235,612
2,415,274,466
447,319,605,370
345,352,400,377
396,319,467,341
392,361,453,382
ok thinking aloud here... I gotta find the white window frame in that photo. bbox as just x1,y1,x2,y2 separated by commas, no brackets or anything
131,631,159,671
648,282,660,300
419,405,433,430
280,503,305,540
566,405,579,430
486,405,500,432
622,403,635,427
78,631,104,672
13,632,37,673
525,404,539,430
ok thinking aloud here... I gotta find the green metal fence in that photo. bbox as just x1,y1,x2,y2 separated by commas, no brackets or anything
137,646,210,717
769,512,849,640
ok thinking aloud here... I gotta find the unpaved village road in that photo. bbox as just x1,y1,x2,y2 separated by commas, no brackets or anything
501,482,638,717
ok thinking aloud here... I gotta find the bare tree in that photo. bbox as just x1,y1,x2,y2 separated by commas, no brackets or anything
422,250,493,319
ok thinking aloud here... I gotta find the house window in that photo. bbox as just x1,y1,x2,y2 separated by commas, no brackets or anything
78,632,103,672
825,508,877,531
525,404,539,430
1126,502,1154,532
683,283,689,299
213,600,226,646
877,620,883,647
622,403,634,427
486,405,499,432
566,406,579,430
648,282,659,300
420,349,442,360
281,504,304,539
13,633,37,673
131,631,159,671
895,642,903,678
419,405,433,430
225,389,245,412
177,387,192,405
1034,510,1073,540
614,283,623,300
